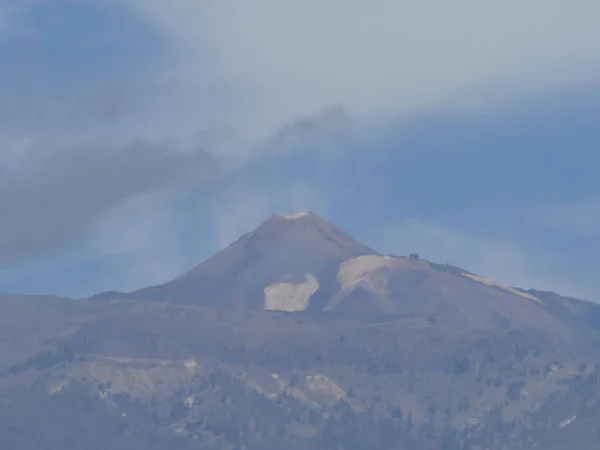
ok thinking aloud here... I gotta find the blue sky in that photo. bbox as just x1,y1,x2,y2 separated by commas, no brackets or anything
1,0,600,300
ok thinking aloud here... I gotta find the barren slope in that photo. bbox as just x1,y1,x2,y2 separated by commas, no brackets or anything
126,211,377,310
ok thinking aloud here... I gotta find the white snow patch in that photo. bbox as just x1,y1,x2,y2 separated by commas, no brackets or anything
461,272,544,304
277,211,312,220
264,273,319,312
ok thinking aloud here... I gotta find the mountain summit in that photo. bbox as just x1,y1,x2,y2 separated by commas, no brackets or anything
128,212,377,310
178,211,377,281
106,212,598,342
11,214,600,450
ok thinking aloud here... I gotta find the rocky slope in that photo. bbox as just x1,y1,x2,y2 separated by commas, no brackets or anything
4,212,600,449
95,212,600,346
123,211,377,310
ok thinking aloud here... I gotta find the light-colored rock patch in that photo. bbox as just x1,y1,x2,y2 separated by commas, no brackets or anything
324,255,397,311
65,356,205,400
184,359,199,372
462,273,544,304
264,273,319,312
337,255,395,291
49,379,70,395
283,385,312,404
185,395,195,408
559,416,577,428
305,374,347,401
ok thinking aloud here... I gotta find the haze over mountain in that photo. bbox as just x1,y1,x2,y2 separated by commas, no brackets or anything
93,212,600,347
3,212,600,449
4,1,600,300
124,211,376,309
2,2,600,449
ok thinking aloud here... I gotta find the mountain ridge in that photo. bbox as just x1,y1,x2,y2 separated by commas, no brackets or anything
122,211,376,310
4,212,600,449
84,211,600,350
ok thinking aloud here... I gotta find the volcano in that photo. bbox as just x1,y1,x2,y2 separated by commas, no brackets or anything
94,211,600,343
11,214,600,450
126,211,377,311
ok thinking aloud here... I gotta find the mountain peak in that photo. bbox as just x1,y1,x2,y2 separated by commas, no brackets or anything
248,211,376,259
107,212,592,339
128,212,377,309
273,211,314,220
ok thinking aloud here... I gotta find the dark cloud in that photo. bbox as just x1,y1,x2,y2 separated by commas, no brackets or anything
0,139,214,265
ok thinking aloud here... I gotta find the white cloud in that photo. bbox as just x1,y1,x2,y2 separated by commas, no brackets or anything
3,0,600,296
127,0,600,141
4,0,599,259
371,218,596,300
